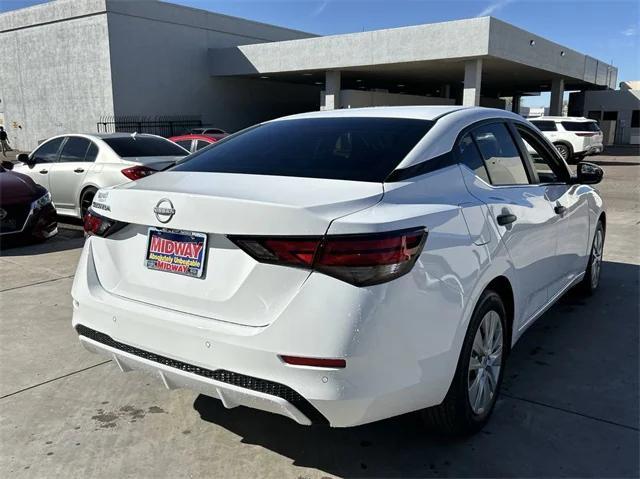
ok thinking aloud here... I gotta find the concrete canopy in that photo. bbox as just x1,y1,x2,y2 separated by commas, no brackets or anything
208,17,617,98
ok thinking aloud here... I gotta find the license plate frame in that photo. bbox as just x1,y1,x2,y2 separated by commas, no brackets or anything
145,227,208,279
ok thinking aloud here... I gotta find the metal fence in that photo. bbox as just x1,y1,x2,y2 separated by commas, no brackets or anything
96,115,202,138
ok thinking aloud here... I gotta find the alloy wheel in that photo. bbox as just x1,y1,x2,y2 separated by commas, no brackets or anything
591,228,604,289
468,310,503,415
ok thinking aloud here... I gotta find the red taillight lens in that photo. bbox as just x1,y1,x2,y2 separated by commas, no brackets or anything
121,165,157,181
280,355,346,368
230,228,427,286
83,210,125,237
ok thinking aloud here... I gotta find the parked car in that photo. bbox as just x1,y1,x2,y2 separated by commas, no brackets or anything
190,127,228,140
73,106,605,436
169,134,220,153
529,116,604,163
0,162,57,240
13,133,188,219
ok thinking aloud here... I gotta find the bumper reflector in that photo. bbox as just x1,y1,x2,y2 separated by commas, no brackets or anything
281,355,346,368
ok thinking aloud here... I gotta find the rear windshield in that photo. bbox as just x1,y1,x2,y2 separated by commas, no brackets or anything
103,136,188,157
561,121,600,132
172,118,433,182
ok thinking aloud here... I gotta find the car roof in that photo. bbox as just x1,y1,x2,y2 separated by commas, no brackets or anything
273,105,472,122
531,116,594,122
169,134,217,142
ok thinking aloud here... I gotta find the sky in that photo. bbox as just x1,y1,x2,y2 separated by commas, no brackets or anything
1,0,638,107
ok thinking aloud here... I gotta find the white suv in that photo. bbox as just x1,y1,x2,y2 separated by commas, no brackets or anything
13,133,188,218
529,116,603,163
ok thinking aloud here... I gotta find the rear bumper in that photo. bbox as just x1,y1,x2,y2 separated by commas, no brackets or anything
76,325,325,425
71,237,465,427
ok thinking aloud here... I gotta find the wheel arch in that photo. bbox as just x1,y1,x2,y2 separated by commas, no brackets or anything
78,184,99,217
484,275,515,348
553,140,574,156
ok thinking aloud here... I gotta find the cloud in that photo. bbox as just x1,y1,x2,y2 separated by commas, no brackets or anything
312,0,329,17
622,27,637,36
476,0,514,17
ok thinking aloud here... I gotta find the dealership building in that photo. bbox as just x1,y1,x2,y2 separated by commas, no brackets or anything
0,0,619,150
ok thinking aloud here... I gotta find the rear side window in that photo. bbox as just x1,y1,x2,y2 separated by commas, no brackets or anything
195,140,211,151
458,134,490,183
561,121,600,132
103,136,188,157
85,142,99,162
32,137,65,163
175,140,192,150
530,120,557,132
59,137,90,162
172,118,434,182
472,123,530,186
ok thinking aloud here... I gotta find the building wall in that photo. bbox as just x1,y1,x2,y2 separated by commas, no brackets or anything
571,89,640,144
106,0,319,132
330,90,455,109
0,0,114,151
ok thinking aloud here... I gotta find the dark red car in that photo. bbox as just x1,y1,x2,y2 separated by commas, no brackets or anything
0,163,57,240
168,134,224,153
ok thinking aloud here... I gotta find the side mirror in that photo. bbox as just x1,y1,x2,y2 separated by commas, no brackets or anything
577,161,604,185
1,160,13,170
17,153,32,164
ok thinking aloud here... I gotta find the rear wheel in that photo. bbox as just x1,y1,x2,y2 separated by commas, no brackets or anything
422,290,507,436
80,187,97,219
579,221,604,295
554,143,571,162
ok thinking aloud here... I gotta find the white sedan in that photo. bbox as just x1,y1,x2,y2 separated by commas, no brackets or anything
72,106,605,435
13,133,188,218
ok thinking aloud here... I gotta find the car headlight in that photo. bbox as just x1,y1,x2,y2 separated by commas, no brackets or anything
31,192,52,210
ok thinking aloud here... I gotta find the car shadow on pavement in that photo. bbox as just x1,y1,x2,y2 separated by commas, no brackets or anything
193,260,639,478
0,228,84,256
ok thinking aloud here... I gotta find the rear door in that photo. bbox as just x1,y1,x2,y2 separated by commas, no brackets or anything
49,136,96,210
511,123,590,294
458,121,559,327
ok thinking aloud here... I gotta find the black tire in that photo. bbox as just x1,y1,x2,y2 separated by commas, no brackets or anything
554,143,572,162
80,187,97,219
422,290,508,436
579,220,605,295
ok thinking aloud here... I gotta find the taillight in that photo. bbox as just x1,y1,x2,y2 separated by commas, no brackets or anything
121,165,157,180
230,228,427,286
83,210,126,237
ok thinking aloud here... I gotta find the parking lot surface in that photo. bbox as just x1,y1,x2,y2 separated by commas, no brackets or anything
1,148,638,478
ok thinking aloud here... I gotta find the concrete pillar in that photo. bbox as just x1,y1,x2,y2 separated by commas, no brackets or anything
324,70,341,110
512,94,521,114
462,59,482,106
440,84,451,99
549,78,565,116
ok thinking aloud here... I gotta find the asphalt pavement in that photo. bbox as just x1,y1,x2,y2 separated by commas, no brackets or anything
0,147,638,478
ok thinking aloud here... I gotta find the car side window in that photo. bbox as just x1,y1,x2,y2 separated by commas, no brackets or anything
175,140,192,151
530,121,557,132
472,123,530,186
457,133,490,183
195,140,210,151
513,125,566,184
59,137,91,163
85,142,99,162
32,137,65,163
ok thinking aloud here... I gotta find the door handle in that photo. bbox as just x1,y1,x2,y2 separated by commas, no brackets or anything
497,214,517,226
74,168,85,173
554,205,567,215
39,169,48,174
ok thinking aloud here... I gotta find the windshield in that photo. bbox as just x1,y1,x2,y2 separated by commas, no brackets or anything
103,136,188,157
171,117,433,182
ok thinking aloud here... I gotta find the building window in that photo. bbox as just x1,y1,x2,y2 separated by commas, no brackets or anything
632,110,640,128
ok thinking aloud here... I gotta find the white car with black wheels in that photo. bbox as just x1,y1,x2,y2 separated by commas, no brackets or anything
72,106,605,435
13,133,188,218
